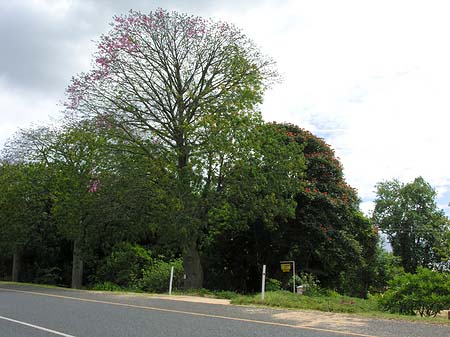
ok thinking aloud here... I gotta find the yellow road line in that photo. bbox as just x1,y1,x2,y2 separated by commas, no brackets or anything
0,287,377,337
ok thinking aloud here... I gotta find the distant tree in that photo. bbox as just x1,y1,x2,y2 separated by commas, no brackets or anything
65,9,277,288
373,177,450,272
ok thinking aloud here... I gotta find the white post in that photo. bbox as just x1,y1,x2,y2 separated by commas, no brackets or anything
169,266,174,295
261,264,266,300
292,261,296,294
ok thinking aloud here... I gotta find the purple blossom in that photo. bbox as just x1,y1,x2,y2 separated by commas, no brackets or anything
88,178,100,193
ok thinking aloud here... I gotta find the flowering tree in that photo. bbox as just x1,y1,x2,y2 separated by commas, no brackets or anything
65,9,277,288
275,123,378,295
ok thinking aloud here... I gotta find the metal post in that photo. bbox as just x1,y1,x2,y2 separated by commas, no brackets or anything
261,264,266,300
169,266,174,295
292,261,296,294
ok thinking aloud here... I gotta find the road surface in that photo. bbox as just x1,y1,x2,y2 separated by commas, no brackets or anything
0,283,448,337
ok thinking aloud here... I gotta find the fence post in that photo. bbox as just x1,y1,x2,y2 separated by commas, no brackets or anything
169,266,174,295
261,264,266,300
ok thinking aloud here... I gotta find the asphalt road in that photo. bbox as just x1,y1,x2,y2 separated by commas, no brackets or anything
0,283,449,337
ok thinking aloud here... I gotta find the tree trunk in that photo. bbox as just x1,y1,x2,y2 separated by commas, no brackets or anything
183,241,203,289
71,239,84,289
12,249,21,282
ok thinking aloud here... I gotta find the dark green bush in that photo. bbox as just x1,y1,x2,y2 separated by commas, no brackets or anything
95,242,153,288
138,258,183,293
33,267,62,285
91,281,123,291
266,278,281,291
379,268,450,317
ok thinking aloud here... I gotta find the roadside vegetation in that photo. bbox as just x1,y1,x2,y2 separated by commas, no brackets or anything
0,8,449,322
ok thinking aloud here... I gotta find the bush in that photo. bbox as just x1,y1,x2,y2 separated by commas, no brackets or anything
288,273,322,296
33,267,62,285
95,242,153,288
379,268,450,317
91,281,122,291
266,278,281,291
138,258,183,293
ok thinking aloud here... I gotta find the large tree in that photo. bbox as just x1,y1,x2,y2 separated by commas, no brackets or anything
0,161,51,282
275,123,378,295
65,9,277,288
202,123,305,291
373,177,450,272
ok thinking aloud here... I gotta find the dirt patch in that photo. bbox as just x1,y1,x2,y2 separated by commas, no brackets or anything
150,295,231,305
437,310,449,319
273,310,371,331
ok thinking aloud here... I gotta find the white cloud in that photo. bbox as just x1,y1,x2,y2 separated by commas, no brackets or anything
0,81,60,147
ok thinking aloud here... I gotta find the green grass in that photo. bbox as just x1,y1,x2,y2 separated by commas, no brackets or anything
231,290,379,313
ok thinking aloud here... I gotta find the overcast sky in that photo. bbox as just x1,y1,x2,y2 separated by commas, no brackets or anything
1,0,449,216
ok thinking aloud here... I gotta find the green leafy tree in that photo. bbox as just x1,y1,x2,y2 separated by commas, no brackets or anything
4,125,110,288
202,123,305,291
373,177,450,272
65,9,277,288
0,162,51,281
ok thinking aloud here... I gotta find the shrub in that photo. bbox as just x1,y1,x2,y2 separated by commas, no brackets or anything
91,281,122,291
266,278,281,291
288,272,322,296
379,268,450,317
33,267,62,285
95,242,153,288
138,258,183,293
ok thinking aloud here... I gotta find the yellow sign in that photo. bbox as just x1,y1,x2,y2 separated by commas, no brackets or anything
281,263,291,272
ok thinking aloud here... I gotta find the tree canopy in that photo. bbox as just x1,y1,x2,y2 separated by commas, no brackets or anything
373,177,450,272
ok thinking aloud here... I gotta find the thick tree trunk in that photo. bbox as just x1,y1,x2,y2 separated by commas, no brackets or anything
71,239,84,289
183,241,203,289
175,139,204,289
12,249,21,282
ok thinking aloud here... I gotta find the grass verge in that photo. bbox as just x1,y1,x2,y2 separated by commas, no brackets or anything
231,290,378,313
230,290,450,324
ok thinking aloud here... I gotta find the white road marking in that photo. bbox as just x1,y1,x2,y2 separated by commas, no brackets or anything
0,315,76,337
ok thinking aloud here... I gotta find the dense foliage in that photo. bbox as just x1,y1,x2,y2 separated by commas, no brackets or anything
379,268,450,317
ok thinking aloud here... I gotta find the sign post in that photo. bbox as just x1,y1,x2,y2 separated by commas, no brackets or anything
261,264,266,300
280,260,296,294
169,266,174,295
